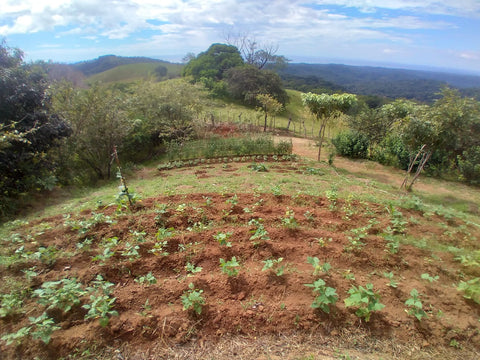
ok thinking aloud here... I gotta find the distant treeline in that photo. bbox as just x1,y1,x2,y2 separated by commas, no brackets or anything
279,63,480,102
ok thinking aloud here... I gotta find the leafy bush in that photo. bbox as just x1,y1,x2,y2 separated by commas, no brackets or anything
458,146,480,185
332,131,369,159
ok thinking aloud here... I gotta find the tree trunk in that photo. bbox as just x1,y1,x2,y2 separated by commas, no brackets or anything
263,110,268,132
286,116,292,131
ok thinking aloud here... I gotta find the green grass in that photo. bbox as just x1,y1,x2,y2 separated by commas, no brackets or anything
87,62,183,84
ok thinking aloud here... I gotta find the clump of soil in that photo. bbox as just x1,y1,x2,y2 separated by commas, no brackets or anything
1,192,479,359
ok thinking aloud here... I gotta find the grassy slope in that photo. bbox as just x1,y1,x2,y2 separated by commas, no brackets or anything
87,62,183,84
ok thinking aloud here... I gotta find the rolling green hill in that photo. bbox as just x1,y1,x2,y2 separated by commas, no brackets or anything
87,62,183,84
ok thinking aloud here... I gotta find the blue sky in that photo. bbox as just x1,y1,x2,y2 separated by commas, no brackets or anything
1,0,480,74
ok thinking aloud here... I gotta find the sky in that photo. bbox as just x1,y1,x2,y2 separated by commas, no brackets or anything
1,0,480,74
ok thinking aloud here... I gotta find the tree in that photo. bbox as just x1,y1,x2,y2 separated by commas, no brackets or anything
225,65,288,106
0,41,70,215
52,83,131,181
302,92,358,161
225,34,288,70
256,94,283,132
182,43,244,82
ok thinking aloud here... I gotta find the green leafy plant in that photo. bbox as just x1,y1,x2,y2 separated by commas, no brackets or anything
325,186,338,210
83,275,118,327
250,163,268,172
383,234,400,254
33,246,58,267
385,204,408,234
262,257,285,276
405,289,428,321
156,227,175,240
307,257,331,276
304,278,338,313
219,256,240,277
29,312,61,344
33,278,86,313
0,292,24,317
344,283,385,322
185,262,203,275
149,240,169,256
281,208,298,229
344,226,369,252
421,273,439,283
271,185,282,197
181,282,205,315
249,218,270,243
121,242,140,261
135,272,157,286
213,231,233,247
383,272,399,288
457,277,480,304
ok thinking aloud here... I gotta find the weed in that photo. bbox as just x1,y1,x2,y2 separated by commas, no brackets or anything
342,270,356,281
213,231,233,247
139,299,152,317
304,278,338,313
181,282,205,315
262,257,285,276
405,289,428,321
316,237,332,247
219,256,240,277
344,283,385,322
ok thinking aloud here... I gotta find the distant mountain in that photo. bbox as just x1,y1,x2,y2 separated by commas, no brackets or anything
280,63,480,102
71,55,174,76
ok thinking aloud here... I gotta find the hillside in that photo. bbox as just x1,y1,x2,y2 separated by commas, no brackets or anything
87,62,183,84
71,55,177,76
280,63,480,102
1,136,480,359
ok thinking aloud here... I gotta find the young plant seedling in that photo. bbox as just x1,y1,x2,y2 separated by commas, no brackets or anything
383,272,399,288
405,289,428,321
135,272,157,286
421,273,439,283
344,283,385,322
457,277,480,304
181,282,205,315
262,257,285,276
281,208,298,229
213,231,233,247
307,256,331,276
185,262,203,276
219,256,240,277
304,278,338,313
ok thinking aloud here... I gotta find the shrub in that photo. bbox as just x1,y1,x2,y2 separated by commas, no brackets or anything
458,146,480,185
332,131,369,159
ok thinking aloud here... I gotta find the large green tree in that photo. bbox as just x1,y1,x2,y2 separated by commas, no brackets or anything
0,42,70,215
182,43,244,82
225,65,288,106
